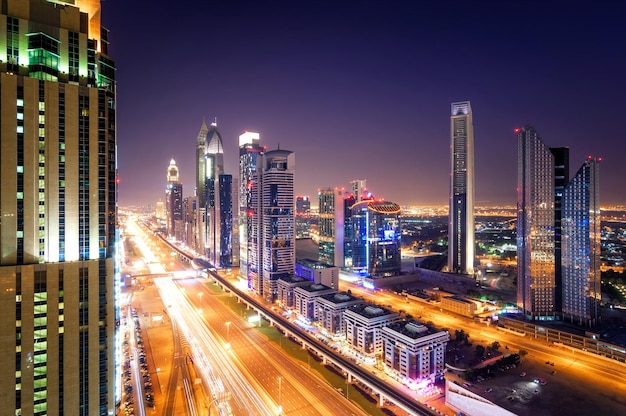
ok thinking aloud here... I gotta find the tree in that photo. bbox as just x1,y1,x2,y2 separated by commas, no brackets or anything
490,341,501,352
475,345,485,358
518,349,528,359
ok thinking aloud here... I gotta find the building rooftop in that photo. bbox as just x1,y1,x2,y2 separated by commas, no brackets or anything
295,283,335,294
277,275,314,285
346,303,397,319
318,291,362,305
385,320,444,340
296,258,336,269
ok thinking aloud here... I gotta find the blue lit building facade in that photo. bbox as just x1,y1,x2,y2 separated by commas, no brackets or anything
349,200,402,277
561,157,601,327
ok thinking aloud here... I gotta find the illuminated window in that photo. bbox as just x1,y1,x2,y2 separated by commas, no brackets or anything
17,126,24,133
17,192,24,199
17,113,24,120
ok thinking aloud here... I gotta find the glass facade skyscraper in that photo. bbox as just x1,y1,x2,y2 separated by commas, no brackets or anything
318,188,345,267
238,132,264,289
349,200,402,277
517,126,601,325
517,125,557,320
448,101,475,275
561,157,601,327
0,1,118,413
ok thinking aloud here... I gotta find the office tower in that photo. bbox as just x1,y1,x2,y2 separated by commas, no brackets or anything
218,174,234,267
448,101,475,275
204,122,224,265
259,149,296,300
318,188,345,267
238,131,264,288
350,179,368,202
561,157,601,327
295,196,311,238
350,200,402,277
517,125,556,320
182,196,198,252
166,158,183,240
550,147,569,313
0,1,117,414
195,119,209,209
342,193,357,268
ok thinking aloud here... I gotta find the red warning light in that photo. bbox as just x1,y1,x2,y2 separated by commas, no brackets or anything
514,127,521,134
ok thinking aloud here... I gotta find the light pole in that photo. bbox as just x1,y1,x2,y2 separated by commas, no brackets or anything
225,321,231,339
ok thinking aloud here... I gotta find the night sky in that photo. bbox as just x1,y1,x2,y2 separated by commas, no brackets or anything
105,1,626,207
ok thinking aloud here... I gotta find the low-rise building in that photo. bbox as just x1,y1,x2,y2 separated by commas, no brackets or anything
344,304,401,358
293,283,336,322
276,275,315,308
441,295,478,317
296,258,340,289
381,321,449,383
316,292,364,336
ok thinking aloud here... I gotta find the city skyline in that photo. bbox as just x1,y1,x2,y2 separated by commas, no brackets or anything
106,1,626,207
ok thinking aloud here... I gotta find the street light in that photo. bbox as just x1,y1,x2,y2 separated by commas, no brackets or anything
225,321,231,339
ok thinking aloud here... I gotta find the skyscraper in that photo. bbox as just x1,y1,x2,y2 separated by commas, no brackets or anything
0,1,117,414
561,157,601,327
166,158,183,240
204,122,224,265
238,131,264,288
448,101,475,275
295,196,311,239
259,149,296,300
350,200,402,277
318,188,345,267
218,174,234,267
517,125,557,320
350,179,368,202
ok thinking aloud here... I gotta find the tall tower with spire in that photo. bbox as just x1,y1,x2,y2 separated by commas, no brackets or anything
166,158,183,239
204,122,225,265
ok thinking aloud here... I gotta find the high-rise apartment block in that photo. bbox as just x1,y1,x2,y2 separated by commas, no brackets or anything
0,0,118,413
238,131,264,288
517,125,601,326
259,149,296,300
448,101,475,275
318,188,345,267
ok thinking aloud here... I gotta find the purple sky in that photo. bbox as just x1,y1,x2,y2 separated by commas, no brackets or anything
105,1,626,207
